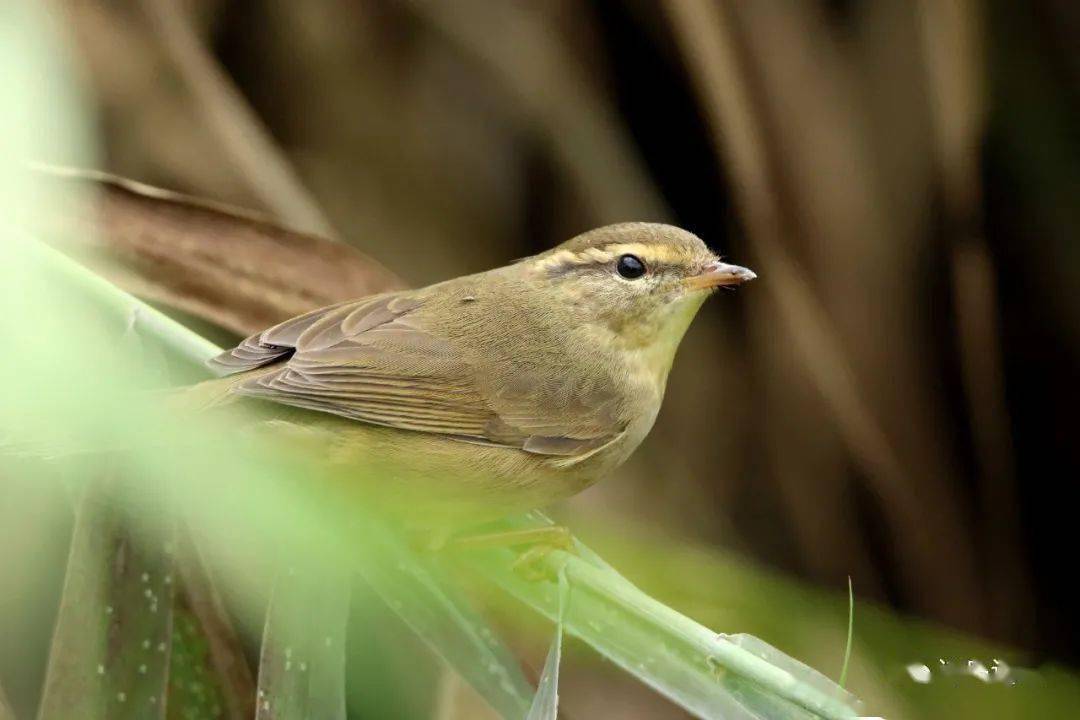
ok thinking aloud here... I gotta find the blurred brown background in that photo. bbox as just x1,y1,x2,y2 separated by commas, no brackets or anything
50,0,1078,665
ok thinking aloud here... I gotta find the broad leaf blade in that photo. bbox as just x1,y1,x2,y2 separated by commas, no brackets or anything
36,483,111,720
172,530,256,720
1,677,16,720
34,167,403,336
38,478,175,720
254,568,348,720
167,604,229,720
359,534,534,720
464,540,863,720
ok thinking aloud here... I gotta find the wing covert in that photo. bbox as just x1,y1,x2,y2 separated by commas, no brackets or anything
209,290,625,457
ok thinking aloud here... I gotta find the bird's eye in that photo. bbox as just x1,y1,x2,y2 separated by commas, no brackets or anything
616,254,646,279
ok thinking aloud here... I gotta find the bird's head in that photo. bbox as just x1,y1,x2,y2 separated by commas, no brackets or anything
527,223,755,375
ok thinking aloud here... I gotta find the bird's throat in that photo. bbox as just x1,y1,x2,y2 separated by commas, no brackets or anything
624,293,707,386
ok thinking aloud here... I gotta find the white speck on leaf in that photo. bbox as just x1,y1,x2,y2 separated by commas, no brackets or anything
906,663,932,684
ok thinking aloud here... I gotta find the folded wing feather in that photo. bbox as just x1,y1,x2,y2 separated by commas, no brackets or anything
207,292,622,458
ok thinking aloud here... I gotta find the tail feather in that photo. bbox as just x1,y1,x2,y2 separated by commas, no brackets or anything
164,374,246,413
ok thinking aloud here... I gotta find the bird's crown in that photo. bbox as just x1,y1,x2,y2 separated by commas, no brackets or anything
535,222,711,274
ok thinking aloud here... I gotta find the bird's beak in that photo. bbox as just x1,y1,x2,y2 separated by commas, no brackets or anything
685,260,757,290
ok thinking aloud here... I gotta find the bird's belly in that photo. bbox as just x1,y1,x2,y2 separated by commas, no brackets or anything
320,420,603,528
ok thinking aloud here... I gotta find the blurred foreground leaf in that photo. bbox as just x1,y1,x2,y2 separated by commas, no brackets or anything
172,530,255,720
0,679,15,720
37,478,175,720
254,569,348,720
167,603,229,720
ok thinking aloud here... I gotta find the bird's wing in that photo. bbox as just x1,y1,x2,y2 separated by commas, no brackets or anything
207,292,623,457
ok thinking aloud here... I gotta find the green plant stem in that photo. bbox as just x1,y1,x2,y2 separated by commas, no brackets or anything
19,234,222,368
468,543,859,720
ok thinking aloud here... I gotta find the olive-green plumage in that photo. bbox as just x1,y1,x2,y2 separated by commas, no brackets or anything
193,223,754,526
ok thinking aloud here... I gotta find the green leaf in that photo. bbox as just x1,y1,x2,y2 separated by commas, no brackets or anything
525,569,568,720
460,518,863,720
253,568,348,720
167,604,229,720
37,478,176,720
358,533,534,720
171,530,256,720
0,678,16,720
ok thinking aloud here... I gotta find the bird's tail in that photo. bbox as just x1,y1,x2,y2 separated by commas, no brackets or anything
162,374,244,414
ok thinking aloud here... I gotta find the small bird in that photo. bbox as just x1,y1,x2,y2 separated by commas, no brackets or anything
195,223,754,529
